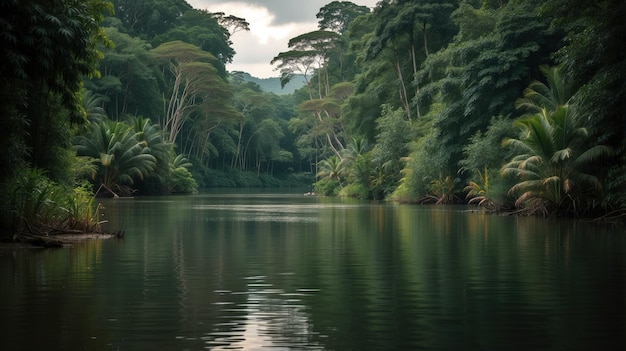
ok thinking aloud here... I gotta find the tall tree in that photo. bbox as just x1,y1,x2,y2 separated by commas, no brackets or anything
230,80,275,171
0,0,112,182
415,1,556,179
317,1,370,35
151,9,238,72
366,0,457,121
87,27,162,120
298,82,354,159
152,41,240,148
108,0,191,39
316,1,370,83
272,30,341,99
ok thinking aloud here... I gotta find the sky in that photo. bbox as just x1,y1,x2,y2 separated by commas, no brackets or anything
186,0,378,78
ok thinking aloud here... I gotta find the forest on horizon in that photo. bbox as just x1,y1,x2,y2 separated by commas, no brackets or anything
1,0,625,238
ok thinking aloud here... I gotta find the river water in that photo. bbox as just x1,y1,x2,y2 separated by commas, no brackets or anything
1,190,625,350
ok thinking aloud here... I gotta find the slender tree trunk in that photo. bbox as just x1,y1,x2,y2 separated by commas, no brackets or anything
410,43,421,120
391,41,412,121
232,121,244,170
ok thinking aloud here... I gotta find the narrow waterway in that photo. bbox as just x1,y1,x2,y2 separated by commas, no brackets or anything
1,190,625,350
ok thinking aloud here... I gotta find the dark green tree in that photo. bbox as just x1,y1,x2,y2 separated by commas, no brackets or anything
272,30,341,98
501,65,613,216
108,0,191,39
86,27,163,120
317,1,370,35
412,1,557,184
541,0,626,207
365,0,457,121
0,0,112,182
151,9,238,73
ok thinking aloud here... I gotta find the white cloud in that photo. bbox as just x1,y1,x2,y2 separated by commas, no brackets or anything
186,0,375,78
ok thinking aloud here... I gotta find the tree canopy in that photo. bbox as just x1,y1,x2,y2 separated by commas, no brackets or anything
2,0,625,236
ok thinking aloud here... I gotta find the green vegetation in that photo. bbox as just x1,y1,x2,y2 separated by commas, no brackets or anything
1,0,624,240
294,0,624,219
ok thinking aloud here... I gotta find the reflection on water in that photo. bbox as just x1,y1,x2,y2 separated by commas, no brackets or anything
0,191,625,350
204,275,324,350
191,203,361,223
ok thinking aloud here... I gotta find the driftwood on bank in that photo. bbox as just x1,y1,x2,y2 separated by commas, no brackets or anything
94,183,120,198
5,217,125,248
9,230,124,248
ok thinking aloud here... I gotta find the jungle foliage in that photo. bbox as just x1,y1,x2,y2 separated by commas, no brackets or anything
1,0,624,238
278,0,624,218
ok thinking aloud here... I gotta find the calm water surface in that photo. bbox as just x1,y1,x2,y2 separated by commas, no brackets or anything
1,190,625,350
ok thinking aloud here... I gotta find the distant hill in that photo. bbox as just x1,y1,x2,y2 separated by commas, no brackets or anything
231,71,307,95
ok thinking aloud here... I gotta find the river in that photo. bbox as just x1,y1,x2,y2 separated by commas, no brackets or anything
1,190,625,350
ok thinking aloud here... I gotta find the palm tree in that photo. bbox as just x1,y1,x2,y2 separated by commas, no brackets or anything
167,154,198,193
464,166,495,209
74,120,157,195
515,65,573,113
81,89,108,122
501,105,612,216
129,115,173,180
317,155,345,186
425,175,461,205
343,137,369,162
502,66,612,216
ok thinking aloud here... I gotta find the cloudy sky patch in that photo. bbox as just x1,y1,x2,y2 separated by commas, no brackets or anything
186,0,376,77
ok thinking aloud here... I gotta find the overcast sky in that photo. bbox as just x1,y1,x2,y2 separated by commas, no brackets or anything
186,0,378,78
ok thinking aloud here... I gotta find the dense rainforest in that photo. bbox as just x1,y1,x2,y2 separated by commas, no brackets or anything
1,0,625,239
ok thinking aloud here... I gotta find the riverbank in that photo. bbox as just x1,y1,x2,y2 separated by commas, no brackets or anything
1,230,124,248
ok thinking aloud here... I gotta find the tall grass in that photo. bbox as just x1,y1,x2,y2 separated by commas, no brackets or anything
1,168,102,236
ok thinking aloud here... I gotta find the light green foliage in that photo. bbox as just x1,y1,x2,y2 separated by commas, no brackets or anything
339,182,370,199
425,175,461,205
297,82,354,159
74,115,198,195
74,119,157,195
502,106,612,216
314,178,342,196
129,116,173,179
464,166,493,208
317,155,345,185
0,168,101,235
460,116,517,208
315,155,346,195
340,138,373,198
371,105,411,194
451,2,496,42
460,116,516,176
152,40,242,162
167,154,198,193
